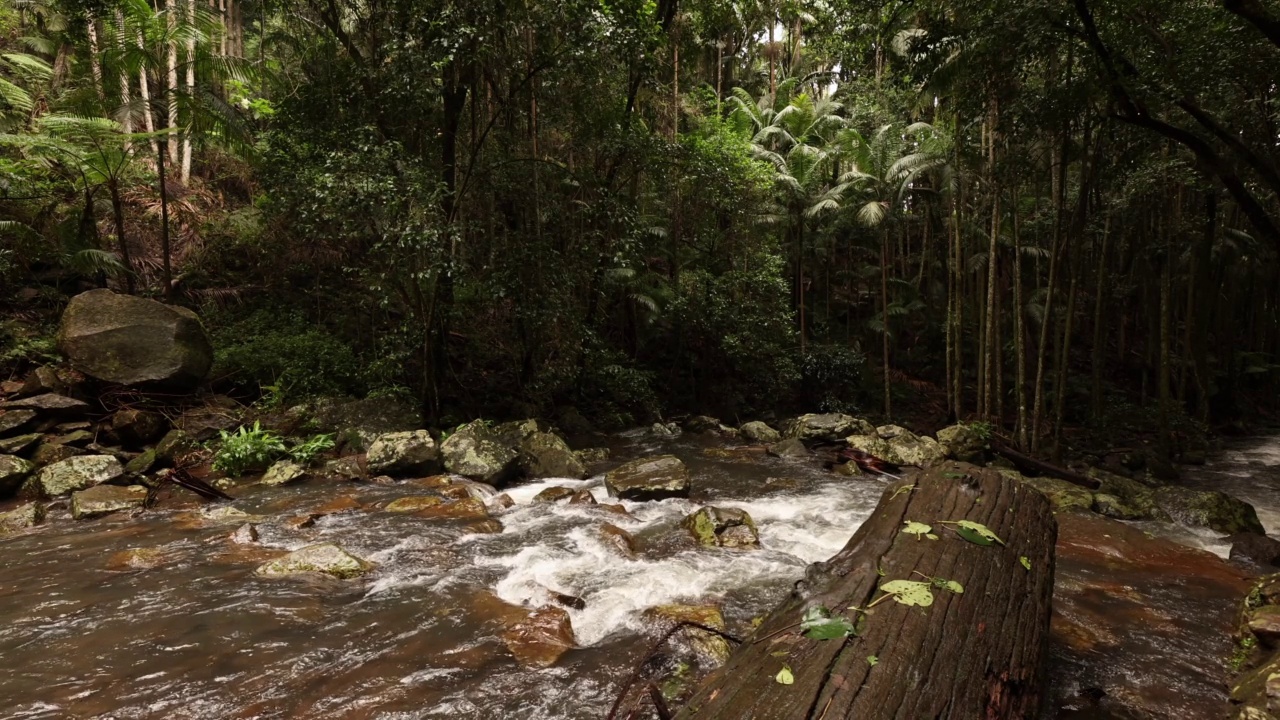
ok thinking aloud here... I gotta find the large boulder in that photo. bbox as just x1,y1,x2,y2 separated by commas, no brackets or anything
936,423,989,462
514,426,586,479
255,543,373,579
441,421,520,484
503,606,577,668
767,437,811,458
70,484,149,520
642,605,733,666
739,421,782,444
58,289,213,388
781,413,875,442
1155,486,1265,535
604,455,690,501
683,506,759,548
0,455,35,497
366,430,440,476
846,425,948,468
25,454,124,497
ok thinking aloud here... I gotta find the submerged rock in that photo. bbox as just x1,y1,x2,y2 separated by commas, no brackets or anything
0,455,35,497
0,502,44,535
683,506,759,548
503,606,576,668
766,438,810,458
254,543,373,579
739,421,782,444
781,413,874,442
642,604,732,666
598,523,637,558
27,454,124,497
366,430,440,476
260,460,307,486
70,484,149,519
415,498,489,521
604,455,690,501
58,288,213,388
106,546,174,571
230,523,260,544
1231,533,1280,569
384,496,444,512
1156,486,1264,535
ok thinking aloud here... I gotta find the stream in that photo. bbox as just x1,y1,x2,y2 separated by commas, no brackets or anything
0,432,1274,719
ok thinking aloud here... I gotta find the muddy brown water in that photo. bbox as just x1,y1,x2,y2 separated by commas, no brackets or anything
0,433,1269,719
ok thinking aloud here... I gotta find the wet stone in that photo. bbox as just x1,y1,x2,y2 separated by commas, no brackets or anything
1251,606,1280,648
502,606,576,668
28,454,124,497
604,455,690,501
598,523,637,558
70,484,149,520
489,493,515,511
415,498,489,521
230,523,260,544
532,486,576,504
384,496,444,512
254,542,373,579
568,489,596,505
766,438,810,458
465,518,504,534
106,546,174,571
739,421,781,444
260,460,307,486
683,506,759,548
0,454,35,497
0,502,45,535
643,604,732,666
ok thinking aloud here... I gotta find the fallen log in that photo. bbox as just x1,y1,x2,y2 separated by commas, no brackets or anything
990,440,1101,490
674,462,1057,720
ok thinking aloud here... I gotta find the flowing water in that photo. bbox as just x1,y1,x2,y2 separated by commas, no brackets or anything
0,432,1274,719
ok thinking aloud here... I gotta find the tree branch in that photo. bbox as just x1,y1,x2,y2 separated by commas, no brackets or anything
1225,0,1280,50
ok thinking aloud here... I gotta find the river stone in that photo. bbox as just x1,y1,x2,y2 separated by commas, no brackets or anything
604,455,690,501
0,502,44,535
109,409,168,447
503,606,576,668
58,289,213,388
599,523,637,558
0,455,35,497
683,506,759,548
19,366,66,396
767,438,811,458
0,409,37,436
1231,533,1280,568
384,496,444,512
0,433,40,455
643,604,732,666
1156,486,1265,535
230,523,259,544
519,431,586,479
416,498,489,521
936,423,988,462
70,484,149,519
125,449,158,476
868,425,948,467
739,421,782,444
533,486,577,503
1251,606,1280,648
568,489,596,505
255,543,373,579
1013,473,1095,513
366,430,440,476
684,416,721,434
0,393,90,419
575,447,610,464
259,460,307,486
781,413,874,442
1092,471,1170,521
106,546,174,571
441,421,520,484
27,454,124,497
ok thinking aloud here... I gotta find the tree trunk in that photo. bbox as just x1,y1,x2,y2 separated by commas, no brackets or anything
156,135,173,299
181,0,195,183
108,179,135,293
1013,188,1028,448
880,227,892,419
166,0,179,165
137,29,158,159
1090,215,1111,422
674,462,1057,720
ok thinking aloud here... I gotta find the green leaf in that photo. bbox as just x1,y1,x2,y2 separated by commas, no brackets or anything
1020,556,1032,571
800,605,856,640
879,579,934,607
952,520,1005,545
867,655,878,666
902,520,933,539
776,665,795,685
943,520,1004,546
925,533,939,540
941,580,964,594
952,525,994,546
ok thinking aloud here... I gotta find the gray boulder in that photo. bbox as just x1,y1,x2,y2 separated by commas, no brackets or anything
260,460,307,486
310,397,422,453
1155,486,1264,535
0,393,90,419
520,431,586,478
604,455,690,501
0,409,36,436
0,433,40,455
255,543,373,579
936,423,989,462
739,421,782,444
683,506,759,548
781,413,875,442
26,454,124,497
366,430,440,476
0,455,35,497
58,289,213,388
846,425,947,467
441,421,520,484
684,416,722,433
70,484,149,519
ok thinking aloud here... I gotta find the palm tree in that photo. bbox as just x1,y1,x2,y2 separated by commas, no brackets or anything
839,121,947,418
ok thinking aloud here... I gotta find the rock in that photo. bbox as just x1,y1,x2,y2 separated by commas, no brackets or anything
503,606,576,668
0,502,44,535
555,406,594,436
125,449,158,476
519,431,586,479
604,455,690,501
58,289,213,387
29,442,86,467
833,461,862,477
19,366,66,396
739,421,782,444
1010,472,1095,513
322,456,365,481
766,438,811,458
310,397,422,452
781,413,875,442
416,498,489,521
568,489,596,505
1156,486,1265,535
575,447,610,464
0,433,40,455
650,422,681,437
27,454,124,497
254,543,373,579
1231,533,1280,568
385,496,444,512
1250,606,1280,648
0,409,37,436
256,460,305,487
683,506,760,548
109,409,168,447
0,455,35,497
643,604,732,665
154,429,199,465
230,523,259,544
936,423,989,462
599,523,637,557
1091,493,1145,520
684,416,721,433
0,393,90,419
51,429,93,447
466,518,505,534
489,493,515,512
533,486,577,503
70,484,150,519
366,430,440,476
441,421,520,484
856,425,949,467
106,547,173,571
1092,471,1171,521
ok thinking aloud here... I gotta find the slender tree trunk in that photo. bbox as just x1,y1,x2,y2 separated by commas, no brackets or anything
1090,215,1111,422
87,17,105,100
108,179,135,293
881,227,892,419
1031,132,1068,453
166,0,179,165
1158,240,1173,457
983,186,1001,421
156,137,173,299
1052,243,1080,459
1013,187,1028,448
768,9,776,96
116,11,133,136
180,0,195,183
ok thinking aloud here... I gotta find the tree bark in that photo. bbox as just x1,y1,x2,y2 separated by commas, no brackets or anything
181,0,195,183
880,228,892,419
674,462,1057,720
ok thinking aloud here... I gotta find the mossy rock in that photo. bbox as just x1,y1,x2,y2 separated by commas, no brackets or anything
604,455,691,501
0,502,45,535
1014,473,1094,513
683,506,759,548
1156,486,1264,535
254,543,373,579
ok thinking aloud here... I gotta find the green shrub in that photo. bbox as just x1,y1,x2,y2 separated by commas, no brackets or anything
212,422,287,476
800,344,867,414
212,310,361,401
289,433,335,465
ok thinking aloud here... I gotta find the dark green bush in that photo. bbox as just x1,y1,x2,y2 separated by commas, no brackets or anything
800,344,867,414
212,310,361,401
